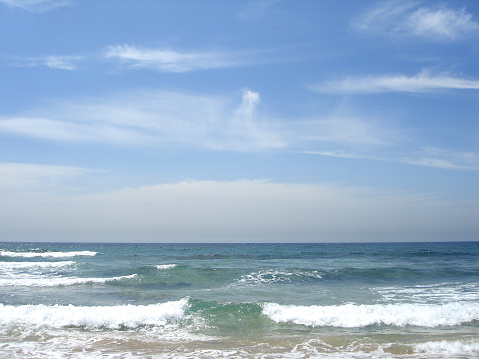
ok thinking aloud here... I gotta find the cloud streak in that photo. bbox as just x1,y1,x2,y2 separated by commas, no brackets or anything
0,0,72,12
5,44,272,73
104,44,262,73
403,147,479,171
312,70,479,94
7,55,85,70
355,1,479,41
306,147,479,171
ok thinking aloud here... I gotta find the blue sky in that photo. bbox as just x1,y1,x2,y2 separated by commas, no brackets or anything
1,0,478,242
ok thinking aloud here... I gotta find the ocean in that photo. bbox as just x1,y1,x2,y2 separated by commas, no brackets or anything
0,241,478,358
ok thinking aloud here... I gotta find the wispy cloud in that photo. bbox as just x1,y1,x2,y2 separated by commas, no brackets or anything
5,44,269,73
1,87,477,170
312,69,479,94
0,89,285,151
305,145,479,171
403,147,479,170
407,6,479,40
296,116,396,146
11,55,83,70
0,0,72,12
104,44,262,73
303,150,379,161
238,0,282,20
40,56,81,70
0,88,402,155
355,1,479,41
293,108,479,170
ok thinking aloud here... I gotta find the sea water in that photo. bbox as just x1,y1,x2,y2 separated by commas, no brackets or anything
0,241,478,358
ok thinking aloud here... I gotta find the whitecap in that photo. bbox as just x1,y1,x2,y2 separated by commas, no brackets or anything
0,298,189,329
376,282,479,304
262,302,479,327
415,340,479,355
233,269,322,286
0,261,75,269
0,250,97,258
0,273,137,287
156,264,177,270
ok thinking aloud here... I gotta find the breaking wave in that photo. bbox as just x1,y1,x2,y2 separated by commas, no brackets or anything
156,264,177,270
415,340,479,356
0,298,189,329
0,274,137,287
0,261,75,269
233,269,323,286
262,302,479,327
376,282,479,303
1,250,97,258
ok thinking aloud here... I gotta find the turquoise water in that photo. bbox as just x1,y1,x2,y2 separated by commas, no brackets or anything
1,241,478,358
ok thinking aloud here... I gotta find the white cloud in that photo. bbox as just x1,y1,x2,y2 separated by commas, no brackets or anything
403,147,479,170
1,87,476,171
0,89,285,151
1,174,477,242
5,44,269,72
406,6,479,40
0,0,72,12
355,1,417,33
305,145,479,171
104,44,260,73
303,150,376,161
312,69,479,94
42,56,81,70
11,55,83,70
355,1,479,41
0,87,407,161
297,115,479,172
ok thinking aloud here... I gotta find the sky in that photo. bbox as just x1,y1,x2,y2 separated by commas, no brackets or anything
0,0,478,243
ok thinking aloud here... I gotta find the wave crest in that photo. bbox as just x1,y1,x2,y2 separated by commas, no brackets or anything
262,302,479,327
415,340,479,355
234,269,322,286
0,261,75,269
0,298,189,329
0,274,137,287
1,251,97,258
156,264,177,270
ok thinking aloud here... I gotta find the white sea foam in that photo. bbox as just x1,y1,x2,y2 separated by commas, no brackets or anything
376,282,479,303
0,261,75,269
234,269,322,286
415,340,479,355
262,302,479,327
0,250,97,258
0,273,137,287
156,264,177,270
0,327,220,359
0,325,477,359
0,298,189,329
